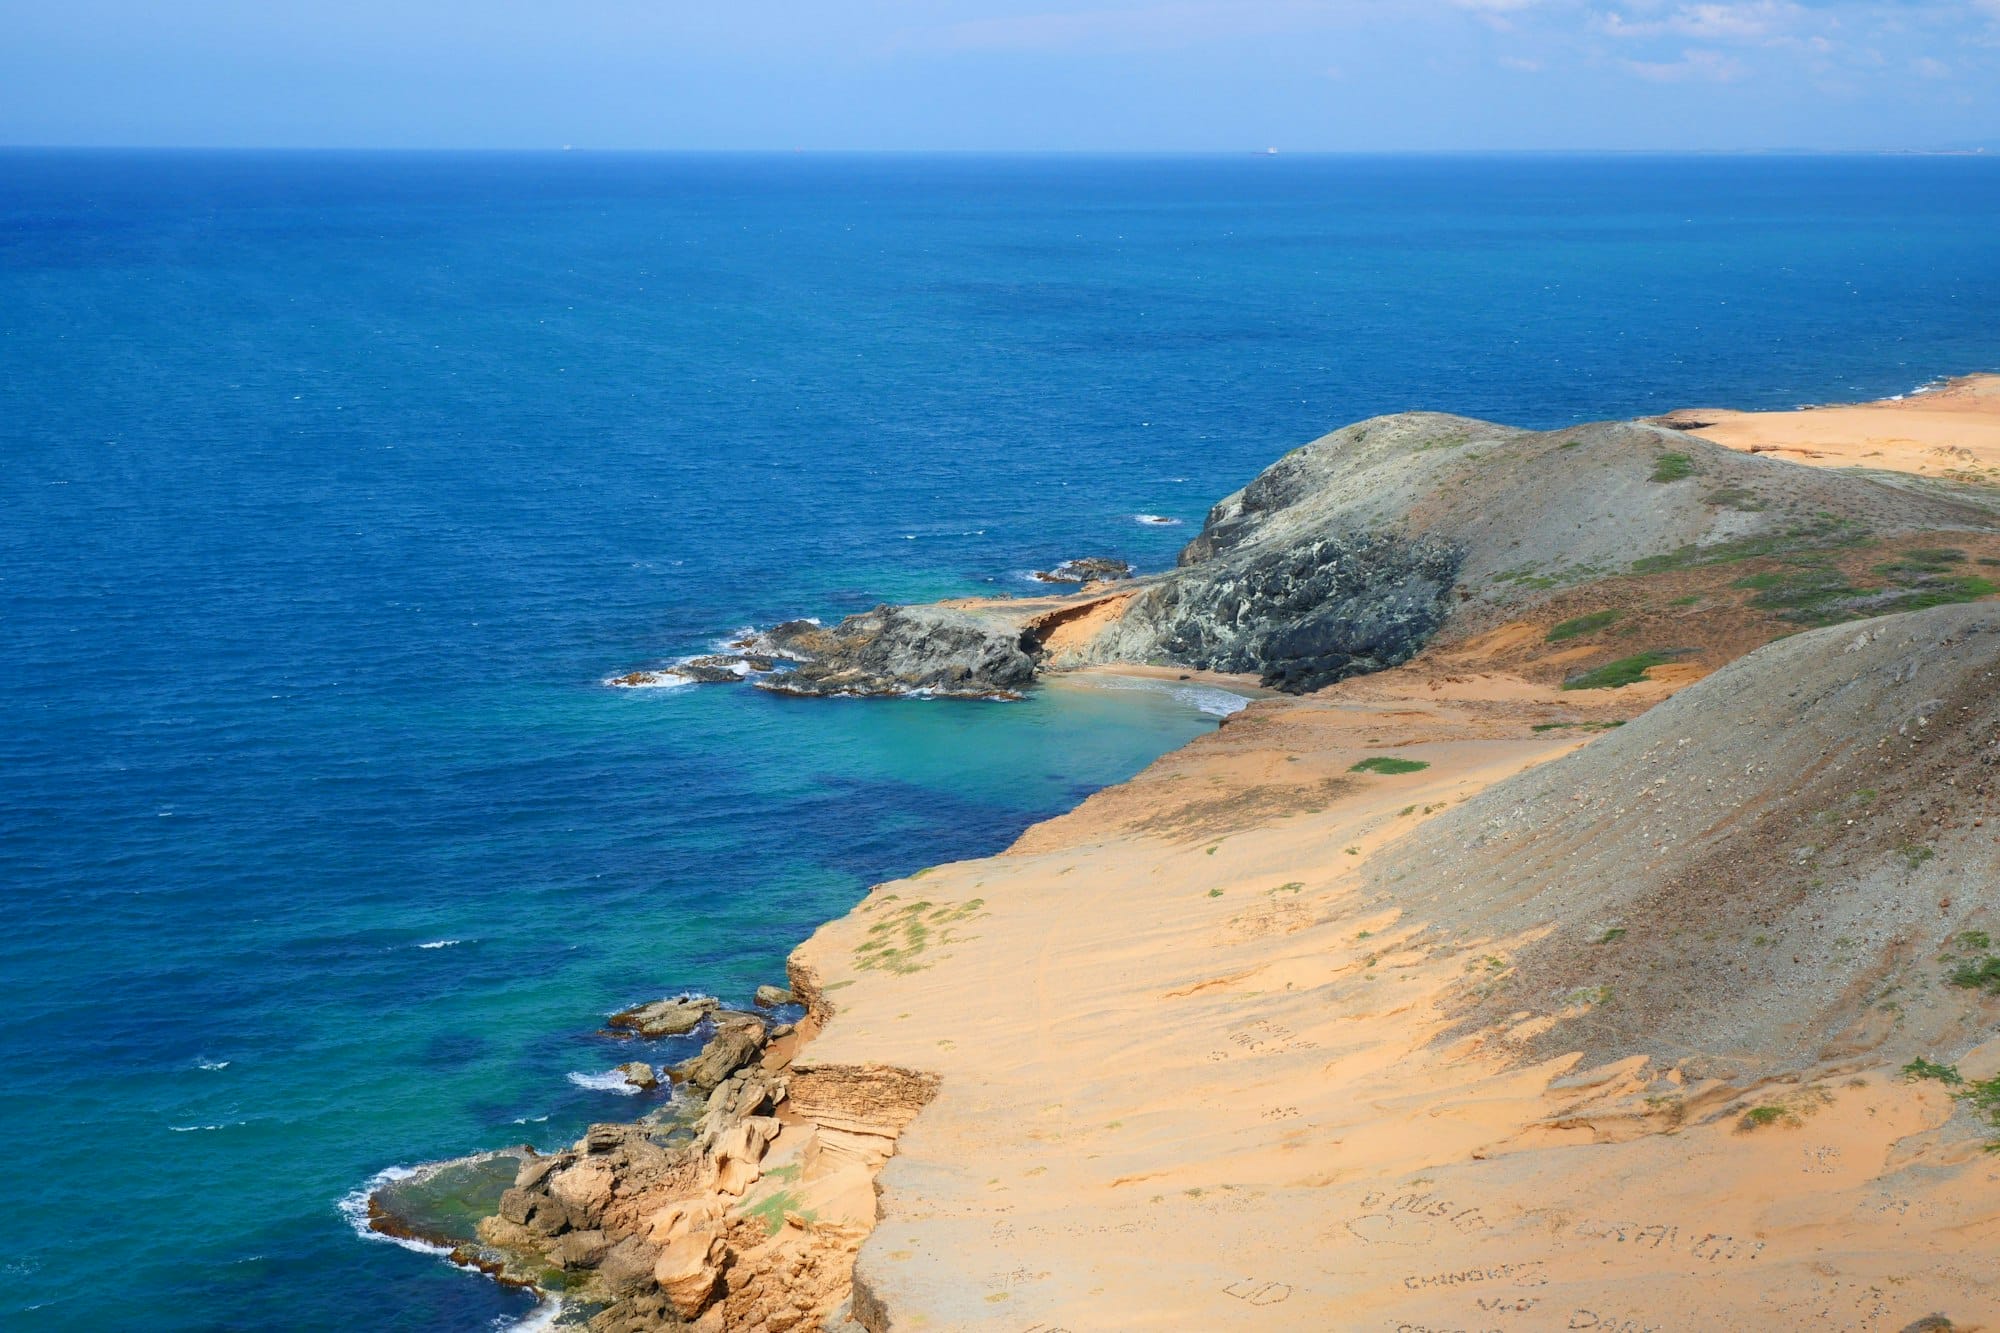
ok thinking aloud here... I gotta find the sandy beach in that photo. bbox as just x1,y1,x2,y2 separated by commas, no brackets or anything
460,379,2000,1332
1659,373,2000,485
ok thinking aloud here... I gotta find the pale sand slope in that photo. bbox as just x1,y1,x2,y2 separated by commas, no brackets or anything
1661,372,2000,484
786,607,2000,1333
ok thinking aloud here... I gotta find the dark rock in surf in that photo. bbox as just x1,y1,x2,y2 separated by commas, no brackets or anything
1030,557,1134,585
756,605,1036,700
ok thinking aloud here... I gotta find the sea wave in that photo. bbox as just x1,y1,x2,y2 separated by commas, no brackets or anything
496,1296,565,1331
336,1166,457,1257
170,1120,247,1132
417,939,462,949
604,670,694,690
1134,513,1183,526
1084,674,1251,717
566,1069,644,1095
195,1057,230,1071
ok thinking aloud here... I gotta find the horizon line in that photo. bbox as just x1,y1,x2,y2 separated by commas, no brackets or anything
1,144,1993,157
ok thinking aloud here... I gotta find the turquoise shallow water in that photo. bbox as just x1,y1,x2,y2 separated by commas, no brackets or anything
2,151,1998,1329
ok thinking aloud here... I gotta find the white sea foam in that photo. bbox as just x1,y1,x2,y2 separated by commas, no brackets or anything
496,1296,566,1331
195,1058,230,1071
603,669,694,690
417,939,461,950
1134,513,1183,526
511,1113,552,1125
170,1121,246,1132
1083,674,1251,717
566,1069,644,1095
336,1165,457,1257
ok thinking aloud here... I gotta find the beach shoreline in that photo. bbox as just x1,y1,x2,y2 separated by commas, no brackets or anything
410,373,2000,1331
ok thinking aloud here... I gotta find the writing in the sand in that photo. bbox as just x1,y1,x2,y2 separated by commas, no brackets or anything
1477,1295,1539,1313
1566,1311,1662,1332
1222,1278,1292,1305
1019,1324,1073,1332
1390,1322,1503,1333
1229,1018,1319,1055
1402,1261,1545,1290
1573,1219,1762,1262
1361,1188,1489,1234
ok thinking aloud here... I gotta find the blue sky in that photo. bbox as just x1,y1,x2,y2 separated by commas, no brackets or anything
3,1,1997,150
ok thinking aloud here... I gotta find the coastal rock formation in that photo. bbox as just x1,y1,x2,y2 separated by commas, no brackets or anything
1098,527,1462,692
1074,411,1992,689
673,1012,767,1091
457,977,941,1333
653,409,1996,703
1029,556,1134,585
609,997,718,1039
754,605,1037,700
616,1062,660,1091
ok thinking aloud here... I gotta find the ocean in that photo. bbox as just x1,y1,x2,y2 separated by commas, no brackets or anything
2,150,1996,1330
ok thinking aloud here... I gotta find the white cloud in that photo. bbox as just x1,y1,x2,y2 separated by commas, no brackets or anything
1599,2,1804,43
1624,46,1749,79
1911,54,1951,78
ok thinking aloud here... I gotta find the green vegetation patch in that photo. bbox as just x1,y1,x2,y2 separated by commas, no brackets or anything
1898,1058,2000,1150
853,897,986,975
1630,517,1872,575
1902,1057,1965,1086
1738,1105,1790,1130
1733,563,1862,616
1650,452,1696,483
1547,609,1623,642
1719,540,1995,628
740,1188,816,1236
1948,955,2000,994
1561,652,1677,691
1349,756,1431,775
1958,1076,2000,1151
1703,485,1766,512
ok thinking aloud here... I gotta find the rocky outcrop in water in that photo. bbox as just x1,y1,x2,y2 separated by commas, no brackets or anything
610,997,719,1039
434,967,940,1333
1029,556,1134,585
754,605,1037,700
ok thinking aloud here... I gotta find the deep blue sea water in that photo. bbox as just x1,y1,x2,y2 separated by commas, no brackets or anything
3,151,1997,1330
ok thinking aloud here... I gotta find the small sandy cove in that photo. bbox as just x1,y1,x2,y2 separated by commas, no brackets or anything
741,376,2000,1331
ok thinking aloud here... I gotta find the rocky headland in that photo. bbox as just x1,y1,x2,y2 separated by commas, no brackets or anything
382,376,2000,1331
